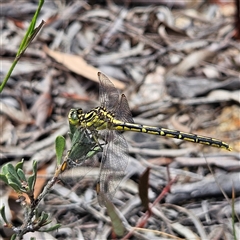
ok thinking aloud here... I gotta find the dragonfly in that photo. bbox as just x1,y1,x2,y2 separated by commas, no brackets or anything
68,72,231,205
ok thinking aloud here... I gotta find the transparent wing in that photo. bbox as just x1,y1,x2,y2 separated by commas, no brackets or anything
97,72,130,206
115,94,134,123
98,72,120,111
97,130,128,206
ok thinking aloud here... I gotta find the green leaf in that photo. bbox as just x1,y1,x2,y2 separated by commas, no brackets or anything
17,168,27,182
5,164,23,188
38,211,49,225
6,173,22,189
41,220,52,226
28,160,37,192
32,160,38,176
15,159,24,172
0,206,9,224
35,209,40,219
36,212,52,228
1,164,9,175
40,223,61,232
55,135,66,166
0,174,9,185
27,175,36,193
10,234,17,240
8,181,21,193
5,164,19,179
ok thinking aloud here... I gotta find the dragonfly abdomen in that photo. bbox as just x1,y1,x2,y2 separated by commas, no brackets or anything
112,120,231,150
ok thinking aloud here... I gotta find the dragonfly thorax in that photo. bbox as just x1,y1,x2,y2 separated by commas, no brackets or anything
69,107,116,130
85,106,116,130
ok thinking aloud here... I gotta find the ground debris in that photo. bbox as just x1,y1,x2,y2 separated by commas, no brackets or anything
1,1,239,239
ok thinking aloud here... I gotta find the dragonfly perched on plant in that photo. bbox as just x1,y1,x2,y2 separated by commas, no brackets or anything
68,72,231,206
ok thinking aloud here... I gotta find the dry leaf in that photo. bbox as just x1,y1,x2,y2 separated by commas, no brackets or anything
43,46,125,90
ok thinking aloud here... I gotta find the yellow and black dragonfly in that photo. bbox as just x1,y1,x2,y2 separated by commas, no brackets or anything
68,72,231,205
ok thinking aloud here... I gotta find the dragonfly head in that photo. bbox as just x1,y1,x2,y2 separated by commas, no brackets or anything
68,108,83,126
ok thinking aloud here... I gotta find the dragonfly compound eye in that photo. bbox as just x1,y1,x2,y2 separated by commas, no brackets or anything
68,109,80,125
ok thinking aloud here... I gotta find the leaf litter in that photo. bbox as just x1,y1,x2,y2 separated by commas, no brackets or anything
0,1,239,239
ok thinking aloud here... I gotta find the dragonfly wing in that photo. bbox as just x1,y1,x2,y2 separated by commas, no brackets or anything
98,72,120,111
115,94,134,123
97,131,128,206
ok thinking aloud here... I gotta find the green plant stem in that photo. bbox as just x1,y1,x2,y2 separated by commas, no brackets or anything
0,0,45,93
